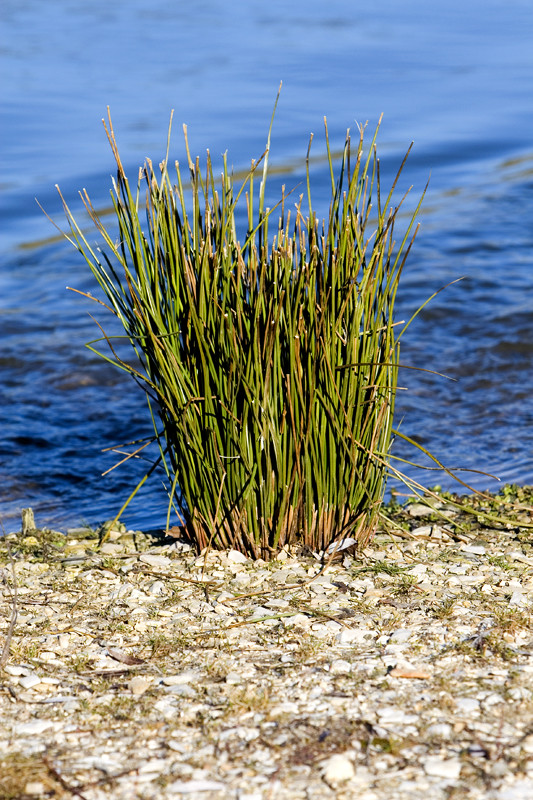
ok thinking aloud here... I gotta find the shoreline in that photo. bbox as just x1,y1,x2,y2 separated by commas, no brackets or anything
1,489,532,799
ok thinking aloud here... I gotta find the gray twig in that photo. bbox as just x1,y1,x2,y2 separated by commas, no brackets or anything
0,528,18,669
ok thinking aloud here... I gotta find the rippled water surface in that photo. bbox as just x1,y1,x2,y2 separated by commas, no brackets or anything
1,0,532,531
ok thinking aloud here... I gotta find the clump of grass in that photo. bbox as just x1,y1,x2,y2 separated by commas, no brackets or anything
55,98,427,560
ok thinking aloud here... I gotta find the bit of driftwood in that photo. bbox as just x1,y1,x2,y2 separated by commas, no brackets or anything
21,507,36,536
0,541,18,669
42,756,90,800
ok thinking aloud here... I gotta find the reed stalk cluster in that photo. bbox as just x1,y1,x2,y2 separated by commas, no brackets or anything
58,105,424,559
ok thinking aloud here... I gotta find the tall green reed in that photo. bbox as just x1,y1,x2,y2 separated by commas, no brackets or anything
56,105,427,559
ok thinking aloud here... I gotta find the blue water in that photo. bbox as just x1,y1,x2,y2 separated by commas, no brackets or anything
1,0,532,532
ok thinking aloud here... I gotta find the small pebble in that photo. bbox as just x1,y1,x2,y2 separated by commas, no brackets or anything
225,671,243,685
18,674,42,689
407,504,433,517
167,780,225,794
323,753,355,783
411,525,433,538
455,697,480,714
423,756,461,779
497,780,533,800
426,723,452,739
227,549,248,563
377,706,418,724
24,783,46,797
100,542,125,555
162,672,198,685
389,628,414,644
337,627,372,645
164,684,196,697
15,720,54,735
509,591,528,608
129,676,153,695
462,543,486,555
330,658,352,675
138,758,170,774
4,665,31,677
